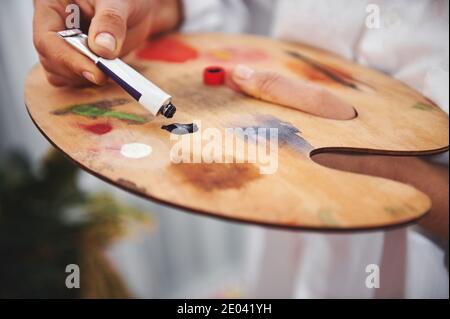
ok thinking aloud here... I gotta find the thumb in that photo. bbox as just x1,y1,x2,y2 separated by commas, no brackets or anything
231,64,356,120
88,0,130,59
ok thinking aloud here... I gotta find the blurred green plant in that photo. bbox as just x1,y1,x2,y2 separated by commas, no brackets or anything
0,149,153,298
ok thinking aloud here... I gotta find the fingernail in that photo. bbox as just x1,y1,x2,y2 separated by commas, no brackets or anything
82,71,96,83
94,32,116,52
234,64,255,80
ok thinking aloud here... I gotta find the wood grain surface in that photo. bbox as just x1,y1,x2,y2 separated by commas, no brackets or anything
25,33,449,231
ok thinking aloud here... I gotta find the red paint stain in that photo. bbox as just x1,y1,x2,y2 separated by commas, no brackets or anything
87,147,100,153
137,37,198,63
105,145,121,151
80,123,113,135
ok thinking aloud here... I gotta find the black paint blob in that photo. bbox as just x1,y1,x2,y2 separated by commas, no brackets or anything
161,123,198,135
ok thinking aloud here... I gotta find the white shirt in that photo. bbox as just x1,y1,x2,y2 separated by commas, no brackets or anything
182,0,449,298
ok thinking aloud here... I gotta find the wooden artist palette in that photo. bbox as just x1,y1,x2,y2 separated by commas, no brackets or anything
25,33,449,231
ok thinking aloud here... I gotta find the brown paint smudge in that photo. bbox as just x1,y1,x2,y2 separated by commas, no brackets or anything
285,50,373,90
171,162,261,191
286,60,356,87
117,178,146,193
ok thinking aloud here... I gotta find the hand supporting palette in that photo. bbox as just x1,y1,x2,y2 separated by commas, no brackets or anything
25,33,449,231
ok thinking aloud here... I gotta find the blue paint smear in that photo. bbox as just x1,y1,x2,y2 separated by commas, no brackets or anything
238,115,314,154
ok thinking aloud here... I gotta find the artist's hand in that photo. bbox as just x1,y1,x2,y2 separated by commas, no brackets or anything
33,0,182,87
314,153,449,241
231,64,356,120
232,64,448,240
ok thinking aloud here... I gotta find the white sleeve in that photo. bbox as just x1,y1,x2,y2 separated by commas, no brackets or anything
270,0,369,60
357,1,448,100
180,0,249,33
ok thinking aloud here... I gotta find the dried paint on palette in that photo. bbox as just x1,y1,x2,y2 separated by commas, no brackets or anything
136,37,198,63
237,115,314,154
117,178,147,193
285,50,372,91
170,162,261,192
120,143,152,159
54,98,149,124
79,122,113,135
317,209,340,227
384,206,407,217
384,203,417,217
161,123,199,135
412,102,434,111
206,47,268,63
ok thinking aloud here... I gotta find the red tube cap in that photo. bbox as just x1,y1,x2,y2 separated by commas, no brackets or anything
203,66,225,85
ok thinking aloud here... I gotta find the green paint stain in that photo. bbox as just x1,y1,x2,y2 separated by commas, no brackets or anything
103,111,146,123
317,209,340,226
412,102,433,111
71,104,107,117
67,104,147,123
384,206,405,217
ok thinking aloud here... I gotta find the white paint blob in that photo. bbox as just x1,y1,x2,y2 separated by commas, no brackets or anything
120,143,152,159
